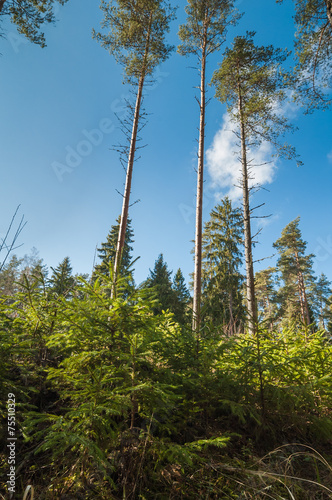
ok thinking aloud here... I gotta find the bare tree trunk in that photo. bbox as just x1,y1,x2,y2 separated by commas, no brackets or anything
112,74,145,293
294,250,310,325
192,34,207,342
238,88,257,334
296,271,306,323
228,290,235,336
321,303,325,330
112,15,152,296
265,293,274,331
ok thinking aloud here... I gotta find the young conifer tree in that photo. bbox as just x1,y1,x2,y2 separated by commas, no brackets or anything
145,253,175,315
49,257,75,298
254,267,278,329
94,0,175,295
211,33,299,333
201,197,244,335
312,273,332,329
93,216,134,278
172,268,191,325
178,0,239,335
273,217,315,326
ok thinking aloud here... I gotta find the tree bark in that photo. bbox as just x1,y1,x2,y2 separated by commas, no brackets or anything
112,14,152,296
228,290,235,336
237,84,257,334
112,74,145,293
294,250,311,325
192,32,207,340
325,0,332,28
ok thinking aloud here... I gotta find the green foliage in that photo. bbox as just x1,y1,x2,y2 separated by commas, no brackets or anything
1,260,332,498
172,268,191,324
93,216,135,281
201,197,245,334
255,267,279,326
278,0,332,111
211,32,298,161
144,255,191,324
215,327,332,440
1,0,69,47
311,272,332,329
274,216,316,326
49,256,75,297
94,0,176,83
178,0,240,57
144,253,174,314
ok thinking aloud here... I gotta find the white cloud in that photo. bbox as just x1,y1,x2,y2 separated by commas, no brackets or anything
328,150,332,163
206,114,277,202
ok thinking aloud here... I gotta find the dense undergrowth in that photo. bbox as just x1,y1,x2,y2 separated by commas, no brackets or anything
0,273,331,499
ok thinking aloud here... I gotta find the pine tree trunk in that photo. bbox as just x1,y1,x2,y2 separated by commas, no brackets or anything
113,74,145,290
294,250,310,325
266,292,274,331
192,34,207,340
228,290,235,336
112,15,152,295
325,0,332,27
320,303,325,329
237,86,257,334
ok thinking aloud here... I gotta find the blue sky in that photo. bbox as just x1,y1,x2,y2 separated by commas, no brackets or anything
0,0,331,286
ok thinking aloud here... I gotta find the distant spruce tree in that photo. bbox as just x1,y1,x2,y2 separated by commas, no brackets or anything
254,267,278,329
311,273,332,330
172,268,191,325
145,254,175,315
201,197,245,335
49,257,75,298
94,216,134,279
273,217,315,327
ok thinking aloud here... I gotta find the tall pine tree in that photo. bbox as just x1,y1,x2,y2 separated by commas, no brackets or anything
211,33,298,333
94,0,175,291
178,0,239,335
